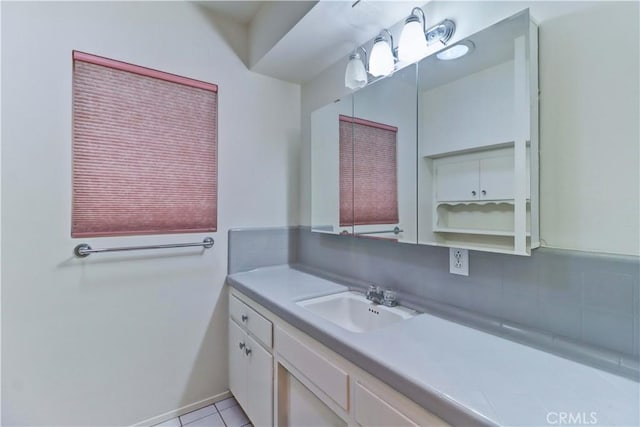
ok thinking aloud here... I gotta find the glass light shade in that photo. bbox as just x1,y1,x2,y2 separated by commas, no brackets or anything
345,55,367,89
398,19,428,62
369,40,395,77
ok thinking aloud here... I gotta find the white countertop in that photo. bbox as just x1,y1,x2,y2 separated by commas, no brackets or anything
227,265,640,426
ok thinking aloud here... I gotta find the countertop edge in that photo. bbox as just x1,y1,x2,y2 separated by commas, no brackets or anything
226,273,498,427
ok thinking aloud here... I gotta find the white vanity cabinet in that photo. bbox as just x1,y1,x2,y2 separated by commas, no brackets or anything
228,288,448,427
228,294,273,427
354,381,419,427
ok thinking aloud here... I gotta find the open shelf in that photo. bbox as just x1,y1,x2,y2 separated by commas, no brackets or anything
436,200,519,207
433,227,531,237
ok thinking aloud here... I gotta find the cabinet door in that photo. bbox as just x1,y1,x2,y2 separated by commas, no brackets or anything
246,334,273,427
354,382,418,427
435,160,479,202
229,320,248,410
479,155,514,200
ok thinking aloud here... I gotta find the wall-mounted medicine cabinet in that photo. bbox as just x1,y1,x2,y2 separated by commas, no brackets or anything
311,9,539,256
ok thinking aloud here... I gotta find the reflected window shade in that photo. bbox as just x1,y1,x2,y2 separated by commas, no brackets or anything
339,115,398,226
72,51,218,237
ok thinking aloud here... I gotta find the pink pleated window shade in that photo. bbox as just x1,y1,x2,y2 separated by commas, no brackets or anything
72,51,218,237
339,115,399,227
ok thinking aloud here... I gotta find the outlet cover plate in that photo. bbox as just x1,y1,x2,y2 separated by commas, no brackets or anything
449,248,469,276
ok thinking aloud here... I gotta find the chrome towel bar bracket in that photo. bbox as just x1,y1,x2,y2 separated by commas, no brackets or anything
73,237,214,258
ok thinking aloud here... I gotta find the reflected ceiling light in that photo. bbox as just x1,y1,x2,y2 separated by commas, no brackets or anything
369,29,396,77
436,40,475,60
345,47,368,90
398,8,428,62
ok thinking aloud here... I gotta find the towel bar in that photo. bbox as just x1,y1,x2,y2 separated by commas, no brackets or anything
73,237,214,258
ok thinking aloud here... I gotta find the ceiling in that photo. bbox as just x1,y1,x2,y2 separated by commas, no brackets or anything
195,1,600,85
250,0,429,83
198,1,263,24
196,0,430,83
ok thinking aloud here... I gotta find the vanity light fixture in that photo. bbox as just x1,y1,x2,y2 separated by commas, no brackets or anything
345,46,368,90
398,8,428,62
368,29,397,77
436,40,475,61
398,7,456,63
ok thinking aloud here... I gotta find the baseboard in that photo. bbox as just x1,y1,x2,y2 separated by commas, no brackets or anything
130,390,233,427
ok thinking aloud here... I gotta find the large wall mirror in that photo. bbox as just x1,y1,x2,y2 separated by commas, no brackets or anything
417,10,539,255
351,64,417,243
311,10,538,255
311,94,354,236
311,65,417,244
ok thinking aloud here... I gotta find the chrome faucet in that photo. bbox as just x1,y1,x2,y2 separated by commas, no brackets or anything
366,285,397,307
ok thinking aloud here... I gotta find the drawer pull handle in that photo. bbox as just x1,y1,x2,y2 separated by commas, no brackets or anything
471,190,477,196
481,190,487,196
239,342,245,350
241,314,248,322
245,347,252,356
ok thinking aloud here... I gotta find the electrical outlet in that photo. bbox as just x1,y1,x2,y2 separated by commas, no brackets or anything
449,248,469,276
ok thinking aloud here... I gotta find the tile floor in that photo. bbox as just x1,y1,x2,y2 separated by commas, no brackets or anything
154,397,252,427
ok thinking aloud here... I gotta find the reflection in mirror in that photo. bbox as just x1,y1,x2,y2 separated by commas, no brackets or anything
352,64,417,243
311,95,354,235
417,10,539,255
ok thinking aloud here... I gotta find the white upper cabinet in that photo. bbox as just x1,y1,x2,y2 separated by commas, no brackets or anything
436,153,517,202
435,160,480,202
479,155,515,201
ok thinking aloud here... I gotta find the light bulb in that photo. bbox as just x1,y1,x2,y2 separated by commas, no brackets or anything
369,39,395,77
344,53,367,89
398,17,428,63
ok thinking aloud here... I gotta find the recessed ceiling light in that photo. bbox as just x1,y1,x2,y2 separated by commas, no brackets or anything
436,41,475,61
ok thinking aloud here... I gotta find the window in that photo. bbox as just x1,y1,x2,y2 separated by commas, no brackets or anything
72,51,218,237
339,115,398,227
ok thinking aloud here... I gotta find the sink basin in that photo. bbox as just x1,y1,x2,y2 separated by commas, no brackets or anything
296,291,418,333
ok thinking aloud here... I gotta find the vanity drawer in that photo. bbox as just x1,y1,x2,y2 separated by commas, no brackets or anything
354,381,418,427
230,294,272,348
275,326,349,410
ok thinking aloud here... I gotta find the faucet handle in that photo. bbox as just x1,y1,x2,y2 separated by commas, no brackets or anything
383,290,397,306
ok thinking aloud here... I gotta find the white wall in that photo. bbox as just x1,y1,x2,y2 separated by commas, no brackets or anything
1,2,300,425
301,1,639,256
538,3,639,255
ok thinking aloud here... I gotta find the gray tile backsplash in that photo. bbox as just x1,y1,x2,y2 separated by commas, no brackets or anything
227,227,297,274
228,227,640,363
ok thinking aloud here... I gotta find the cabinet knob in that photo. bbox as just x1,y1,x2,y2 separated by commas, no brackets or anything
481,190,486,196
239,342,245,350
241,314,248,322
245,347,252,356
471,190,477,196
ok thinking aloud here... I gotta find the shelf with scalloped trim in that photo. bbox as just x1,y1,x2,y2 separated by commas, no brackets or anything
432,227,531,237
435,200,525,207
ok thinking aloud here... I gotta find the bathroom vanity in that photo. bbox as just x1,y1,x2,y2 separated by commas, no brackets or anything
226,266,639,427
228,272,451,427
